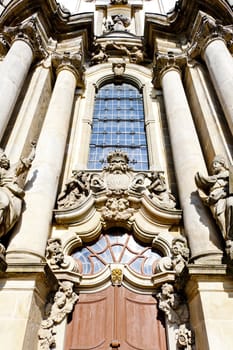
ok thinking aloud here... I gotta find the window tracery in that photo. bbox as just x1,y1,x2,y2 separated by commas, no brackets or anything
72,231,162,276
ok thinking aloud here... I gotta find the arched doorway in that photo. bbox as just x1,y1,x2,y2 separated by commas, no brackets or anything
65,229,168,350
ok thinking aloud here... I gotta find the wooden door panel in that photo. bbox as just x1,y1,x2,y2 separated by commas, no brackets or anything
117,287,167,350
65,286,167,350
65,289,114,350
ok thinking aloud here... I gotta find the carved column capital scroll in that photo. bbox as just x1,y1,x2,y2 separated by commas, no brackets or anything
153,52,187,88
3,16,47,60
52,51,85,88
188,14,233,59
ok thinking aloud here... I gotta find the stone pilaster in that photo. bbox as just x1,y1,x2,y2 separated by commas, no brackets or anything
189,13,233,136
153,53,223,262
6,53,83,263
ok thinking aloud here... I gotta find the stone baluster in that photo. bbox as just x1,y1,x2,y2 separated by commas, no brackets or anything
6,52,83,262
0,17,45,140
189,13,233,135
153,53,223,262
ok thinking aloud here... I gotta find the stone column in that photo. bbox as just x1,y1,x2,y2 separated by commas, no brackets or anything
153,53,223,262
6,53,82,262
0,18,44,140
189,14,233,136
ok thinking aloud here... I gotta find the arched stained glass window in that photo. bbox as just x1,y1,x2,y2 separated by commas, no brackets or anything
72,231,162,276
88,83,149,170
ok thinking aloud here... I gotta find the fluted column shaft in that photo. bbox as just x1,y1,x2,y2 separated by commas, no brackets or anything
7,65,77,261
0,39,33,140
160,66,222,261
203,38,233,135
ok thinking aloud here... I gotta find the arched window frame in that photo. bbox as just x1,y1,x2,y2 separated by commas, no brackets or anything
64,64,169,181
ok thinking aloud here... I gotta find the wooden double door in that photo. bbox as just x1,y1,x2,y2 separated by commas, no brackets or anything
65,285,167,350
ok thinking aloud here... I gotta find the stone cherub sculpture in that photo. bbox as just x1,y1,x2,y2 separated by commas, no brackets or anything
195,155,233,255
39,281,78,350
147,171,176,209
0,143,35,240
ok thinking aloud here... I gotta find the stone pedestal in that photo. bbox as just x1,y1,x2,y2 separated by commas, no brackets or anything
0,263,57,350
186,265,233,350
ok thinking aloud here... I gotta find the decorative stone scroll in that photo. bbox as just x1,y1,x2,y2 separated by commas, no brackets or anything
195,155,233,259
155,236,189,275
157,283,194,350
56,151,178,227
38,281,78,350
46,238,80,273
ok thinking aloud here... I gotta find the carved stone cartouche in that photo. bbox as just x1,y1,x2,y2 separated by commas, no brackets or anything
56,151,178,223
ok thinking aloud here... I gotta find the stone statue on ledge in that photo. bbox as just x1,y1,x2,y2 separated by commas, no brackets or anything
0,144,35,241
195,155,233,257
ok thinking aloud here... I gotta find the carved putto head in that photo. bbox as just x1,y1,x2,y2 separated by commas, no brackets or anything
106,150,130,174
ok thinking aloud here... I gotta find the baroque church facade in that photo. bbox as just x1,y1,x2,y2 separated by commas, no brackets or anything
0,0,233,349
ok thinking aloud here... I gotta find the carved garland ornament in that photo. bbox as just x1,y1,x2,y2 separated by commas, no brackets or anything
38,281,78,350
157,283,194,350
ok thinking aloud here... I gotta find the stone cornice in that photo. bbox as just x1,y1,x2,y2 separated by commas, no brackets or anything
188,12,233,58
0,0,94,46
52,51,85,88
144,0,233,60
152,52,187,88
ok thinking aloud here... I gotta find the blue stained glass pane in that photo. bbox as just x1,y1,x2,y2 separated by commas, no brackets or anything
88,83,149,170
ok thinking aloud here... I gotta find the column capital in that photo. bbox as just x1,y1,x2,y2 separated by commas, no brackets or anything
52,51,85,88
188,13,233,59
152,52,187,88
3,16,47,60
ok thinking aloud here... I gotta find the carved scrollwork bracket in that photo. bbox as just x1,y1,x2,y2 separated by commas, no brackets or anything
153,52,187,88
155,236,189,275
157,283,194,350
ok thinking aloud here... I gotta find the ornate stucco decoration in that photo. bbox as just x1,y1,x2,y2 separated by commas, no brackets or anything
195,155,233,260
3,16,48,60
157,283,194,350
188,12,233,58
0,143,35,269
156,236,190,276
52,51,84,87
38,281,78,350
153,52,187,88
103,14,131,33
46,237,81,283
55,151,180,231
110,0,128,4
90,40,144,65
